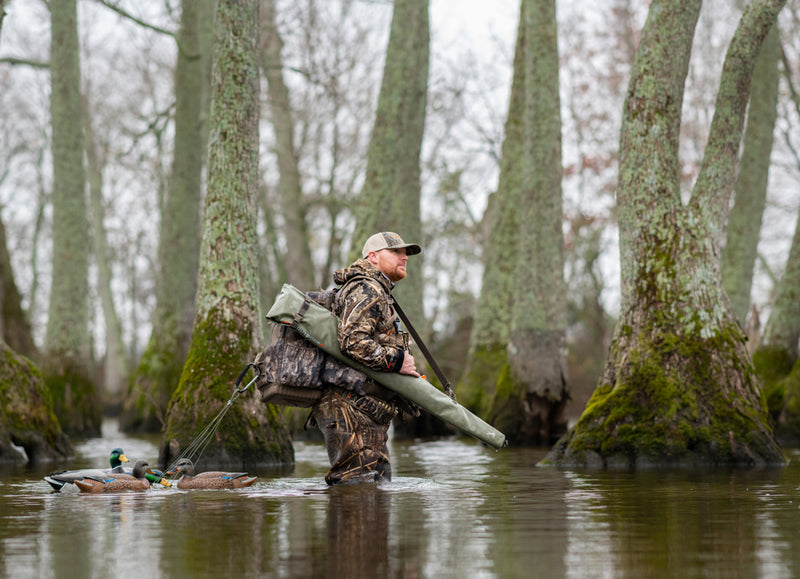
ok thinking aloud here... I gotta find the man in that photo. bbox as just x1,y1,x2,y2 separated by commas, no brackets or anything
311,232,422,485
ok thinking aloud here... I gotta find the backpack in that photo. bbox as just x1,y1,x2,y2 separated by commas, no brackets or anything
254,283,369,408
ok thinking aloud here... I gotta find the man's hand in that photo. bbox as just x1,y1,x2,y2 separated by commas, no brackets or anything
400,352,420,377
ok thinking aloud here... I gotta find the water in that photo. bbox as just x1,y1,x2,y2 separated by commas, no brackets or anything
1,419,800,578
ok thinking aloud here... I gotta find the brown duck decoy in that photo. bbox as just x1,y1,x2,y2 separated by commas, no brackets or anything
74,460,169,493
165,458,257,490
44,448,130,492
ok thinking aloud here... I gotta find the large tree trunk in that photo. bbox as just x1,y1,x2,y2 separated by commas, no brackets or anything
160,0,292,468
0,341,73,464
260,0,315,291
459,7,525,415
544,0,785,468
120,0,215,433
505,0,568,445
44,0,101,437
351,0,429,324
460,0,567,445
721,27,779,326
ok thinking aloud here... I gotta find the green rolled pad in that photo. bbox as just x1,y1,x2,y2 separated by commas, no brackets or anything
266,284,506,449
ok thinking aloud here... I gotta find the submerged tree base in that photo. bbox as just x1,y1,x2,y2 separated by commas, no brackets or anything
0,343,73,463
541,326,785,469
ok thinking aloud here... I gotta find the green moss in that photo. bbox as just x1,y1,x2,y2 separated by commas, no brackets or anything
545,318,781,467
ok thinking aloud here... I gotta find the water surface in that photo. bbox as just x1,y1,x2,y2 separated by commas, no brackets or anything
1,420,799,578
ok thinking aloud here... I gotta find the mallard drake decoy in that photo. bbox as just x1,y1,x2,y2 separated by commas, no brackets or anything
44,448,130,492
165,458,257,490
146,469,172,488
74,460,156,493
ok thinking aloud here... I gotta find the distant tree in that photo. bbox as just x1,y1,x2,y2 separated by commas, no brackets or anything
160,0,293,467
545,0,785,467
43,0,101,436
350,0,429,323
260,0,315,291
121,0,215,433
83,92,129,406
721,27,780,326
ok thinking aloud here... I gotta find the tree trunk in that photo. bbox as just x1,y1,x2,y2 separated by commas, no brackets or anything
121,0,215,433
721,27,779,326
44,0,101,437
160,0,293,468
351,0,429,324
503,0,568,445
83,93,129,407
260,0,315,291
0,212,37,358
0,341,73,464
459,6,525,415
544,0,785,468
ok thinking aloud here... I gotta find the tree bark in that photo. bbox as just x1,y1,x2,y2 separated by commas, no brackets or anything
161,0,293,468
121,0,215,433
351,0,429,325
44,0,101,436
721,28,779,326
0,341,73,464
504,0,568,445
0,212,37,358
544,0,785,468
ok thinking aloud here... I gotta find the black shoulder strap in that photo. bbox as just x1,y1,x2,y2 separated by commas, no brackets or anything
391,297,457,403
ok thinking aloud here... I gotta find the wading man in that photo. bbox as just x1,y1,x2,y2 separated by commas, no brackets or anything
311,232,422,484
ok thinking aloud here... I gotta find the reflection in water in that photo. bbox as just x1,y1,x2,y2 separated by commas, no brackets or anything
2,429,800,578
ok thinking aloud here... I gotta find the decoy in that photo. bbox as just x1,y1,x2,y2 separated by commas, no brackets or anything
74,460,160,493
44,448,130,492
165,458,257,490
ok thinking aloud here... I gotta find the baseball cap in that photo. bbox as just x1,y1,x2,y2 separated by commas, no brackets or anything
361,232,422,258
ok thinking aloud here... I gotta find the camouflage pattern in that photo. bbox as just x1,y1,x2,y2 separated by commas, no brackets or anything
311,258,413,484
332,259,407,373
311,388,394,484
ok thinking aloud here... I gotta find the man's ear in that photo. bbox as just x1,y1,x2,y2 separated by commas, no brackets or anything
366,251,379,266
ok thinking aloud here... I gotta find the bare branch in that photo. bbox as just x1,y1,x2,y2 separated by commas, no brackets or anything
91,0,177,38
0,57,49,69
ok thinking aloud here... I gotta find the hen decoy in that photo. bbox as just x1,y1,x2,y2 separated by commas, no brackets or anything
44,448,130,492
165,458,257,490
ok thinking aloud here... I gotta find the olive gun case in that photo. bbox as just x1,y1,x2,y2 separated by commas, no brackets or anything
266,284,506,449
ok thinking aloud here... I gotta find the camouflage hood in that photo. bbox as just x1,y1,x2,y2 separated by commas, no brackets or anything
333,259,393,293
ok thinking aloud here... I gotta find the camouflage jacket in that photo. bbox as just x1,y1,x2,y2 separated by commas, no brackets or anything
332,259,407,373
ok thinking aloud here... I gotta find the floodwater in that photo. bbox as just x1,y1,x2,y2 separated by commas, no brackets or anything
1,420,800,579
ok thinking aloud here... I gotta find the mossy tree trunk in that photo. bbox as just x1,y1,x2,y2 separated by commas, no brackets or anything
351,0,428,324
0,341,73,464
721,27,779,327
753,201,800,442
259,0,315,291
161,0,293,468
0,212,37,358
544,0,785,468
459,0,568,445
44,0,101,437
121,0,215,433
504,0,568,445
459,9,524,416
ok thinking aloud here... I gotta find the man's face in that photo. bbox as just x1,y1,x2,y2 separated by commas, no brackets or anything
369,248,409,282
